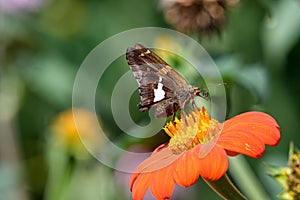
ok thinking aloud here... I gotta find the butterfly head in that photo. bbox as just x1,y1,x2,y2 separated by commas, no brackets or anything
189,86,209,100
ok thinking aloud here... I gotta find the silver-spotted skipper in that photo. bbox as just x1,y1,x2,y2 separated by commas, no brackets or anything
126,44,208,118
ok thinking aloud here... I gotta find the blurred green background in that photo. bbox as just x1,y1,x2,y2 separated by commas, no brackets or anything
0,0,299,199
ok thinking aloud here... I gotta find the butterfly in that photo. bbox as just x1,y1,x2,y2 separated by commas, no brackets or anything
126,44,208,119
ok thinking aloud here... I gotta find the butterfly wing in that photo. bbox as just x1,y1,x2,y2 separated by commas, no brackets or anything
126,44,193,117
126,44,190,86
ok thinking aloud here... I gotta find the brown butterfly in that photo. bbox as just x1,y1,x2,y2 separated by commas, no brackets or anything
126,44,208,118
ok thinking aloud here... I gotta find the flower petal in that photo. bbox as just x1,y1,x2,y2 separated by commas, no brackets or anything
130,173,152,200
219,128,267,158
150,166,175,200
223,112,280,145
196,145,228,180
133,144,176,173
130,144,179,200
218,111,280,158
173,149,201,187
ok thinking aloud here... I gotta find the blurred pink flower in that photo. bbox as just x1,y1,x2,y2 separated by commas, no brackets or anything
0,0,48,14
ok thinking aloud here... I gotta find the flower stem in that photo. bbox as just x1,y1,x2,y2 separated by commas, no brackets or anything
204,174,247,200
228,156,270,200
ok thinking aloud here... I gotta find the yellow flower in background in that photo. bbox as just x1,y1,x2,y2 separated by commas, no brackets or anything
51,109,102,158
153,35,182,60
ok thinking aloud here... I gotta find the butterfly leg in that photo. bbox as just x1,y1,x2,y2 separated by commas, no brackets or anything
181,111,188,125
191,100,200,111
171,113,176,122
170,102,180,122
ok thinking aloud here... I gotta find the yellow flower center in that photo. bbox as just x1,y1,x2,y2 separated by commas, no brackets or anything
163,107,222,154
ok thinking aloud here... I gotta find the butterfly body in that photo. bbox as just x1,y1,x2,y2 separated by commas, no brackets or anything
126,44,207,118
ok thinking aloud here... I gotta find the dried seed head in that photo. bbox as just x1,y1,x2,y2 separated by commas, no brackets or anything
160,0,239,34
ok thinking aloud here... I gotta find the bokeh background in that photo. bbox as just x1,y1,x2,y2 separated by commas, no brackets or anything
0,0,299,199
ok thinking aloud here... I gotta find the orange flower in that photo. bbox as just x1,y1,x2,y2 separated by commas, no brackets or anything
129,107,280,200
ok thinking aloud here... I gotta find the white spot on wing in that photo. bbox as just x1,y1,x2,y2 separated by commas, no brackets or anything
154,77,165,102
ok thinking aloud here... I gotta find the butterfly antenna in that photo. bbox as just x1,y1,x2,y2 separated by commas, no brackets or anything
216,82,228,87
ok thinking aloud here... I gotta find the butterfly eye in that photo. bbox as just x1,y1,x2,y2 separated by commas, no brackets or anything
189,89,195,94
